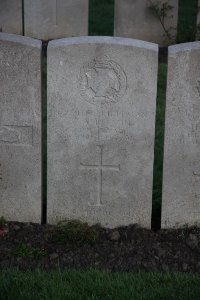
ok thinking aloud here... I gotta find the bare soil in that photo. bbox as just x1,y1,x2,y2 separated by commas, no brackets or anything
1,221,200,273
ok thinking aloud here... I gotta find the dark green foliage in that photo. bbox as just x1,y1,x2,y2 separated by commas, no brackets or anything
0,216,7,229
196,5,200,40
177,0,198,43
11,243,47,258
89,0,198,42
89,0,114,36
0,216,7,228
46,220,97,245
148,0,176,44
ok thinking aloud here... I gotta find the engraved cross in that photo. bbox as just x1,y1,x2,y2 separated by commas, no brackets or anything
80,145,120,206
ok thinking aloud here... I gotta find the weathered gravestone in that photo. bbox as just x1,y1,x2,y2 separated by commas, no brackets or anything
24,0,88,40
0,33,42,222
0,0,22,35
114,0,178,46
162,42,200,228
48,37,158,228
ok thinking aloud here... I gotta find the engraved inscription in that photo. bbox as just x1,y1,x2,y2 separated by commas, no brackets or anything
80,58,127,105
0,125,33,145
80,145,120,206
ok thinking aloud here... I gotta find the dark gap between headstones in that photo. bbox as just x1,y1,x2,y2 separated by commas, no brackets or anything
22,0,25,36
151,47,168,230
41,41,48,224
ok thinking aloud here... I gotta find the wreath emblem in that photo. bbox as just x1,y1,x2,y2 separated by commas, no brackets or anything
80,58,127,105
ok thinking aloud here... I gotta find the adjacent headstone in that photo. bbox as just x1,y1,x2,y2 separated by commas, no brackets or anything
24,0,88,40
114,0,178,46
48,37,158,228
0,33,42,222
0,0,22,35
162,42,200,228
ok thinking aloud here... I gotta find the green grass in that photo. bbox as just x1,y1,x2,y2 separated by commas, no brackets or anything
0,269,200,300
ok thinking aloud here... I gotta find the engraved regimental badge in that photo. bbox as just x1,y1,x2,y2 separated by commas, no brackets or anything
80,58,127,106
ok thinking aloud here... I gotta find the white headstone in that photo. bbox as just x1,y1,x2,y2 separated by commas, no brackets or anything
48,37,158,228
0,0,22,35
24,0,88,40
0,33,42,222
114,0,178,46
162,42,200,228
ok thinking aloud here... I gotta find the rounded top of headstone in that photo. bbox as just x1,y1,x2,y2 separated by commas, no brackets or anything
169,42,200,54
48,36,158,52
0,32,42,48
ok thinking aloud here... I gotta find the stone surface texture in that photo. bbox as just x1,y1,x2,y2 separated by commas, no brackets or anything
48,36,158,228
0,0,22,35
0,33,42,222
24,0,88,40
162,42,200,228
114,0,178,46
